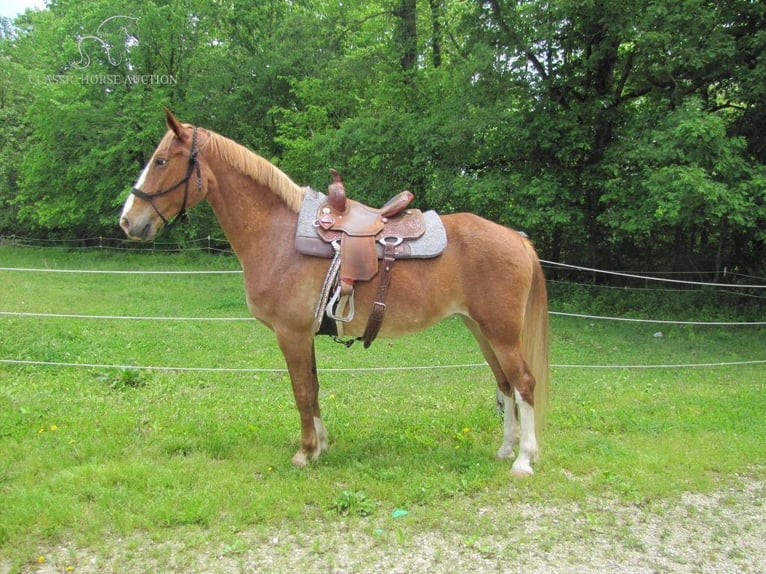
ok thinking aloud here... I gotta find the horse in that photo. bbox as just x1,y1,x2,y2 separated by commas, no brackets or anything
119,110,550,477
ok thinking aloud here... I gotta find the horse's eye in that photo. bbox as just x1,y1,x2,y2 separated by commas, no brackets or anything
155,158,168,167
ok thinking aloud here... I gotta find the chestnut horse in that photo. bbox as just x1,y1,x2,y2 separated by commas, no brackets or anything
119,110,549,477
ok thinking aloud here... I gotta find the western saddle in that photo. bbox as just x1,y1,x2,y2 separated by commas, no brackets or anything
314,169,426,347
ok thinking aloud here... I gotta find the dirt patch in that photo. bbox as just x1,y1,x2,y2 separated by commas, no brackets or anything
9,476,764,574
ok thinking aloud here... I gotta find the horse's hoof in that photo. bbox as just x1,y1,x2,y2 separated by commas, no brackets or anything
291,451,308,467
511,461,534,477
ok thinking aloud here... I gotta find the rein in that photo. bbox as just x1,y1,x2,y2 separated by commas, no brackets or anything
130,127,202,228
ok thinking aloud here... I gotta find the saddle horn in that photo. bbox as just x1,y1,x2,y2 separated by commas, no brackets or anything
328,168,347,213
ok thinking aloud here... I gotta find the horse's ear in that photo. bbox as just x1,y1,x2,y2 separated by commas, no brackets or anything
164,108,186,141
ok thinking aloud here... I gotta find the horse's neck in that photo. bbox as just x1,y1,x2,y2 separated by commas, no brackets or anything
206,168,297,267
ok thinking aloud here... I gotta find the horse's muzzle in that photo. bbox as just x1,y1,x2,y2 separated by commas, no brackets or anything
120,215,158,242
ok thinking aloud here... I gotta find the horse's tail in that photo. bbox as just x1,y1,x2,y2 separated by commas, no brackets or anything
522,238,550,435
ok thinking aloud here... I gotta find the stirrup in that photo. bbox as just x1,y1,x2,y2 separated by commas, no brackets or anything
326,285,355,322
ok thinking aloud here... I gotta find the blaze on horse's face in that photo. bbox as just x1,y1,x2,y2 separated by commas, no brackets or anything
119,110,205,241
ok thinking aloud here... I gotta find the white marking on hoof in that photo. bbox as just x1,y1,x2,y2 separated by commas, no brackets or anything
509,390,538,478
511,461,534,477
511,462,534,478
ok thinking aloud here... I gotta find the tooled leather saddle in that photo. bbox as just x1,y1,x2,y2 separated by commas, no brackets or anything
296,169,445,348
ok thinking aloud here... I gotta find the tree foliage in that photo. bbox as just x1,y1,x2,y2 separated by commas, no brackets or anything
0,0,764,274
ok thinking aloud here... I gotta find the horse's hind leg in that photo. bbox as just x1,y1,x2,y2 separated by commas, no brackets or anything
462,318,520,461
464,318,537,476
509,384,537,477
496,350,538,476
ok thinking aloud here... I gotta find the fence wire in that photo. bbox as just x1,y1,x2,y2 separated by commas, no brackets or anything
1,254,764,372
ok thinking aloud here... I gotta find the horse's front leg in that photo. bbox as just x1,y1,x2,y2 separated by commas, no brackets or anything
310,342,329,453
277,332,327,466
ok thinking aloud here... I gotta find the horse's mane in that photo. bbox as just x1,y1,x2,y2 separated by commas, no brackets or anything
203,130,305,212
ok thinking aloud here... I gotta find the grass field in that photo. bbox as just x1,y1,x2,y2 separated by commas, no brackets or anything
1,246,765,572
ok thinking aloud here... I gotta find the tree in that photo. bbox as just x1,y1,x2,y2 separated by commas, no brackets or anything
0,0,763,275
430,0,766,273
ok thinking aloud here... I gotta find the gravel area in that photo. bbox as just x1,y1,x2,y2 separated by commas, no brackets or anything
10,476,764,574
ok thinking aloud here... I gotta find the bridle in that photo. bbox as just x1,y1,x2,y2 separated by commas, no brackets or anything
130,127,202,228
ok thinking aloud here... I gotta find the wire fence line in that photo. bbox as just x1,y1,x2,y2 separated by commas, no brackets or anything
1,251,764,372
2,310,764,326
5,234,765,283
1,309,764,370
1,234,234,254
1,255,765,287
0,311,254,321
0,267,241,275
547,311,766,326
3,260,764,327
2,358,766,373
546,278,766,300
540,260,766,289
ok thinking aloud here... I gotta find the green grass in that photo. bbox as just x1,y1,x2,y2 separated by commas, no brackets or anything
1,247,765,568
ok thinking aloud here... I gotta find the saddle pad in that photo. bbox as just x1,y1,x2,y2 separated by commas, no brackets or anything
295,188,447,260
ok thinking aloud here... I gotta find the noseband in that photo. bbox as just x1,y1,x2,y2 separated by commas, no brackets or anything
130,127,202,228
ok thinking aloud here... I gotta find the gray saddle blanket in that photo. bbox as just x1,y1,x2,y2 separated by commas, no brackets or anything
295,188,447,259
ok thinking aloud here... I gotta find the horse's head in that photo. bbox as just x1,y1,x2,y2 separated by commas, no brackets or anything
120,109,209,241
